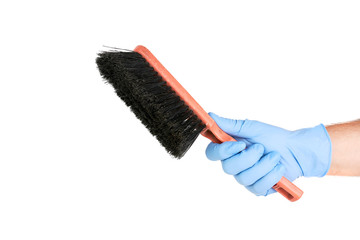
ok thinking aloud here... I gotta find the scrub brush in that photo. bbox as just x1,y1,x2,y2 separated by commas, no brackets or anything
96,45,303,201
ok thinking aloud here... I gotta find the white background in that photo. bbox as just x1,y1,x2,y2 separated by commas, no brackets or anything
1,1,360,239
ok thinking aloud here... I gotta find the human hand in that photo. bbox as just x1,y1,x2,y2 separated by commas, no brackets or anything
205,113,332,196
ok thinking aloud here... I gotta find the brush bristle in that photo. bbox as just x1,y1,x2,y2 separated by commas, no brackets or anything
96,49,205,158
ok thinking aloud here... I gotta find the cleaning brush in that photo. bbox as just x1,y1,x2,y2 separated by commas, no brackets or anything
96,45,303,201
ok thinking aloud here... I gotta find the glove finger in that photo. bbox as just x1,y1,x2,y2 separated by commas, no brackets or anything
246,163,285,196
234,152,282,186
209,112,263,139
205,141,246,161
221,143,264,175
264,188,276,196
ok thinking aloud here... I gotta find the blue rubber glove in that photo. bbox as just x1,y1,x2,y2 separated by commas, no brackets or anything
206,113,332,196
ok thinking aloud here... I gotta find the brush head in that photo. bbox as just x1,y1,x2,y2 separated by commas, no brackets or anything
96,49,205,158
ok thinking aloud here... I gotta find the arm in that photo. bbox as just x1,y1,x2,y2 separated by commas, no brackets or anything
326,120,360,176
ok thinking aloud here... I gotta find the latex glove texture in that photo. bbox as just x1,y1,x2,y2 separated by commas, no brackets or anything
206,113,332,196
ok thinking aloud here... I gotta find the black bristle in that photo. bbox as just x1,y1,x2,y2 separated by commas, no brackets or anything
96,49,205,158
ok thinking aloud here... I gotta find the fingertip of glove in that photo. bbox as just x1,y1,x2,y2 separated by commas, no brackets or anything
264,188,276,196
208,112,218,120
205,142,217,160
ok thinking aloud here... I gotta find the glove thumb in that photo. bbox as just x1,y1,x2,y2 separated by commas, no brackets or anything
208,112,262,139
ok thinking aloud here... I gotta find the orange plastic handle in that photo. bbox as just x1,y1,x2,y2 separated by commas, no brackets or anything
135,45,303,202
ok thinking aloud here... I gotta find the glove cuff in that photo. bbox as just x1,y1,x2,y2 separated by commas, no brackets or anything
318,124,332,176
291,124,332,177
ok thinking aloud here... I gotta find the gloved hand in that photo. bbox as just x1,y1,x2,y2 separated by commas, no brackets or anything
206,113,332,196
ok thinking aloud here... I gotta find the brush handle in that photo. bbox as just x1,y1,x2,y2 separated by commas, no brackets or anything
134,45,303,202
202,123,303,202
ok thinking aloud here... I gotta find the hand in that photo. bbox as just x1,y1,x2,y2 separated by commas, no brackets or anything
205,113,332,196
